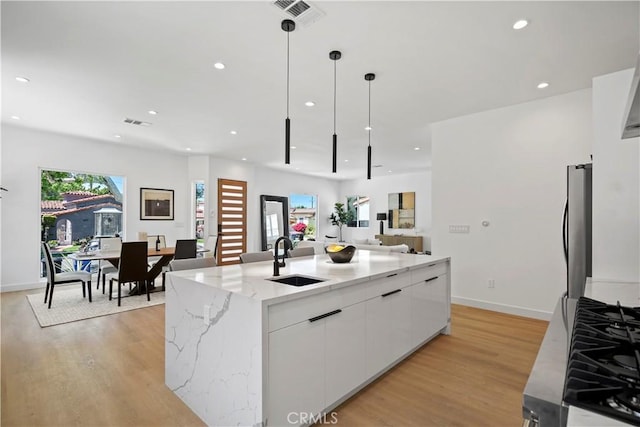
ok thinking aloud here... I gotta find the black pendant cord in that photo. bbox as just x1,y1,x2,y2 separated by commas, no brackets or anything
368,79,371,148
286,30,290,119
282,20,295,165
330,51,341,173
367,79,371,179
332,58,337,173
285,29,290,164
365,73,375,180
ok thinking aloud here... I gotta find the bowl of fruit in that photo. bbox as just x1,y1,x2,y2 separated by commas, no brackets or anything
325,244,357,263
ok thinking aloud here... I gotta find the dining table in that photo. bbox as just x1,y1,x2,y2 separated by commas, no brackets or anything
68,246,177,295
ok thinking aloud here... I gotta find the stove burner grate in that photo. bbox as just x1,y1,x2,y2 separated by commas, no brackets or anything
613,354,640,372
606,393,640,418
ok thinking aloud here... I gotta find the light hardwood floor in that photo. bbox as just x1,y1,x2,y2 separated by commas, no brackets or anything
1,287,548,426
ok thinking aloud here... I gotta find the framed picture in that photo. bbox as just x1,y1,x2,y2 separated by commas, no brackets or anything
140,188,174,220
388,191,415,229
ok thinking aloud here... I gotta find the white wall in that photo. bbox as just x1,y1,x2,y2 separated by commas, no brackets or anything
1,125,190,290
207,158,340,253
432,89,593,319
0,125,342,290
339,171,432,249
592,69,640,283
187,154,210,238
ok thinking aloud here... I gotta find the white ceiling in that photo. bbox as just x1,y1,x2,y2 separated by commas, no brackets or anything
2,1,639,180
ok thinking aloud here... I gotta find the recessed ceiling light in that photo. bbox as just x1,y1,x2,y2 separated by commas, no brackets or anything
344,159,349,162
241,157,247,161
414,147,420,151
388,170,392,173
148,110,158,115
513,19,528,30
305,101,315,107
214,62,225,70
365,126,372,131
186,147,192,151
15,76,30,83
114,134,121,138
230,130,237,135
295,167,300,170
537,82,549,89
291,146,297,149
11,115,21,120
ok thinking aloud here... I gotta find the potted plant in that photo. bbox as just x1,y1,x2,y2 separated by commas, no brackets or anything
329,202,354,242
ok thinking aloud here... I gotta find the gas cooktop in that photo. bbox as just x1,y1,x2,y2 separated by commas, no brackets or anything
564,297,640,426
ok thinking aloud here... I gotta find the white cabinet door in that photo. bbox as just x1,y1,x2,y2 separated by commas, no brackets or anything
268,319,325,427
430,273,449,330
366,287,412,377
388,288,412,362
410,274,449,347
325,302,367,406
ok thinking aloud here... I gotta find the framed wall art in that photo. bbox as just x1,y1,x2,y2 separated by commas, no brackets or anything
140,187,174,220
388,191,415,229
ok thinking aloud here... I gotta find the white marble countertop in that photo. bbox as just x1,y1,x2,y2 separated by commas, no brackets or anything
167,251,449,306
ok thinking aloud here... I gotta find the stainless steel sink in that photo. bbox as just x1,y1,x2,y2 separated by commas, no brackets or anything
268,275,326,287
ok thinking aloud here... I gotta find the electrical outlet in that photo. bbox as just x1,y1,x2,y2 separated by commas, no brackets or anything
488,279,495,289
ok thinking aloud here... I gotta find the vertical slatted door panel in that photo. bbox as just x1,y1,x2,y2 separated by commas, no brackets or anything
217,179,247,266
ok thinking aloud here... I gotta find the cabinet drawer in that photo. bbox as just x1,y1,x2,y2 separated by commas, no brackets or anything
268,282,368,332
366,271,411,298
411,261,448,283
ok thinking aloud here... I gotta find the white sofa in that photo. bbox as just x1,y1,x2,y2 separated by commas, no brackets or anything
296,239,409,255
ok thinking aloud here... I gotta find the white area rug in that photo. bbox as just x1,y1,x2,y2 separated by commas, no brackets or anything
27,286,164,327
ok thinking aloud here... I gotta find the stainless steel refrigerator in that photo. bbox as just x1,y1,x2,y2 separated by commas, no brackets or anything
562,163,592,299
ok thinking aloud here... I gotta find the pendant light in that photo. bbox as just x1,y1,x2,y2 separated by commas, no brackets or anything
330,50,341,173
365,73,375,180
282,19,295,164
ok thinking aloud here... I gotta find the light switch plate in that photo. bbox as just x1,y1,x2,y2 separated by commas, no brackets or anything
449,225,470,233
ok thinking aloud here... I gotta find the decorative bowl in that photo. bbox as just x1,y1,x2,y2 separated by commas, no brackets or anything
325,244,357,263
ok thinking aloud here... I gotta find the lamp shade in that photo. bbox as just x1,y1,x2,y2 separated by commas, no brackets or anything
376,213,387,221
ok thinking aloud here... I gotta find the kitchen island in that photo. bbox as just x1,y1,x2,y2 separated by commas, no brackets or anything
165,250,451,426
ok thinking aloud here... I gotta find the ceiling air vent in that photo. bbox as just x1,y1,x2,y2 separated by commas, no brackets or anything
273,0,324,27
123,118,152,127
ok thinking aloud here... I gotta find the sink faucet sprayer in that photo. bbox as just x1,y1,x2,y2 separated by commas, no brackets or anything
273,236,293,277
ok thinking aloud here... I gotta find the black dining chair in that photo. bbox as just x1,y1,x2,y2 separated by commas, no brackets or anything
108,241,149,307
161,239,197,290
41,242,92,309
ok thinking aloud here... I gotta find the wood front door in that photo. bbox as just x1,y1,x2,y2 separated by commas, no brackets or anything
216,179,247,266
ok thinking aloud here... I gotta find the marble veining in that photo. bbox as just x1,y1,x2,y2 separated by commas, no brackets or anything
165,251,450,426
166,276,263,426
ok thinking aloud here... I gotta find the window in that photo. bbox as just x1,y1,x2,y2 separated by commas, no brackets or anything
289,194,317,241
40,169,124,276
195,181,205,241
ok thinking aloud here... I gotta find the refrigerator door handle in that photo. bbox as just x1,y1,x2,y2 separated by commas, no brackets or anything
562,199,568,265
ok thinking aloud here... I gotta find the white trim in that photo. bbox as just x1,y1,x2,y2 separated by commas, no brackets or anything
1,279,45,293
452,296,552,321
